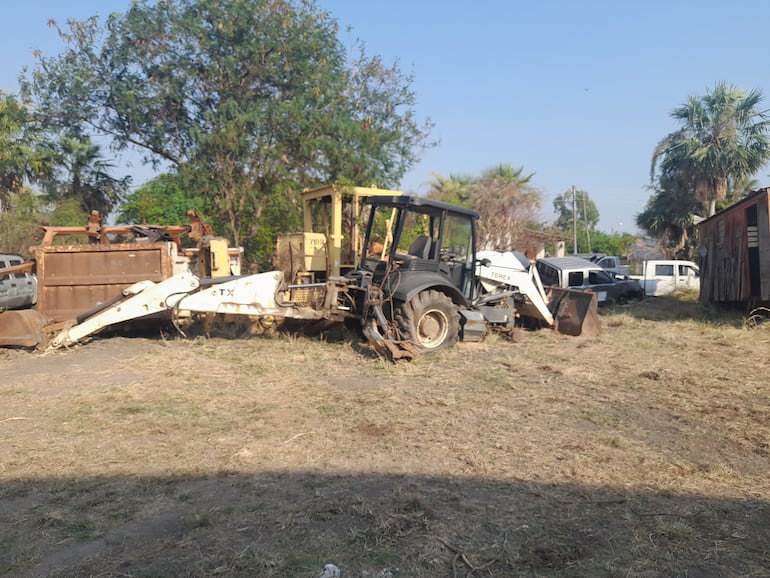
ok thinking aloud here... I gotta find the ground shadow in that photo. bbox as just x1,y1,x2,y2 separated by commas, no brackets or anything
1,471,767,577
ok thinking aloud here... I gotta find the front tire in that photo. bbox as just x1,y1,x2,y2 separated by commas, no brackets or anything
395,290,459,352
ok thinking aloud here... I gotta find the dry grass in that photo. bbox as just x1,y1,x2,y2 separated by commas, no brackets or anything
1,294,769,577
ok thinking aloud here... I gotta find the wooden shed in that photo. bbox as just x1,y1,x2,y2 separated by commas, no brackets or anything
696,187,770,305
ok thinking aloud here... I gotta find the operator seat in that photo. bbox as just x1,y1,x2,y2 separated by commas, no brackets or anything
407,235,432,259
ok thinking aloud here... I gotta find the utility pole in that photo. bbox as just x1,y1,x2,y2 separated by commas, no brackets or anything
571,185,577,254
582,190,591,253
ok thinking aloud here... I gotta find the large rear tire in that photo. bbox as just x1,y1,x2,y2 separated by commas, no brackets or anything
395,290,459,352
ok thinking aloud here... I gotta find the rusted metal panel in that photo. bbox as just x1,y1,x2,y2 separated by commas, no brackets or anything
758,194,770,300
697,188,770,304
31,242,178,322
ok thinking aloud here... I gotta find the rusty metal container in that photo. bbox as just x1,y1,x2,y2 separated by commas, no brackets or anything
30,242,184,323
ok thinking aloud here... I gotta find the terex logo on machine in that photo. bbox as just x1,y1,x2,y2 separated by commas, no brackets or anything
487,269,514,283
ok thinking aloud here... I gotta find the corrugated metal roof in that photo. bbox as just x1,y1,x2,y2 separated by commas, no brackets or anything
697,187,770,226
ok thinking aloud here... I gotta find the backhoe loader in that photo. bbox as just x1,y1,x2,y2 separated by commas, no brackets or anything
0,196,599,359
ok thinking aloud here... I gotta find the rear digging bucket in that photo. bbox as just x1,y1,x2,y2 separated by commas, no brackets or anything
0,310,50,348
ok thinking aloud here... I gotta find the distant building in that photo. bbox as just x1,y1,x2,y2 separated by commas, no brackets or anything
696,187,770,306
480,228,564,261
519,229,565,260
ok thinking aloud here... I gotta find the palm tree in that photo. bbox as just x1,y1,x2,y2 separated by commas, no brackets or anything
636,174,702,258
651,82,770,216
426,164,541,250
727,175,761,204
425,172,476,207
44,135,130,216
471,164,540,250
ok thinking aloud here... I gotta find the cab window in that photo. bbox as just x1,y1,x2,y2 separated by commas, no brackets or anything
588,270,613,284
568,271,584,287
440,214,472,265
537,263,559,286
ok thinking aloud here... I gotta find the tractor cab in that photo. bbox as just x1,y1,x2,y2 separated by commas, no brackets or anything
359,195,480,303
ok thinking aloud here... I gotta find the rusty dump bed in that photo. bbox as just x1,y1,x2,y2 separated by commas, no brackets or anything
0,211,217,347
26,210,216,323
31,242,181,323
0,241,184,348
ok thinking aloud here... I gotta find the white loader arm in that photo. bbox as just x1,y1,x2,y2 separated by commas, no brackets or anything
49,272,201,348
49,270,336,349
178,271,336,320
476,250,554,326
519,268,555,326
178,271,284,315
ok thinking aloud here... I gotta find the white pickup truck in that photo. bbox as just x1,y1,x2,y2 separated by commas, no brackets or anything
536,256,644,304
578,253,630,277
631,260,700,297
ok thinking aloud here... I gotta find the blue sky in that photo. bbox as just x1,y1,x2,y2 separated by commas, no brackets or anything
3,1,770,233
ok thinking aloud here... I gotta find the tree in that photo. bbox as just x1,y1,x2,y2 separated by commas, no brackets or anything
118,173,208,226
472,164,540,250
552,188,599,231
589,230,637,257
426,164,542,250
552,187,600,252
0,188,43,256
25,0,433,262
636,174,702,258
0,91,53,212
725,175,760,206
41,135,130,216
47,197,89,226
426,172,475,206
650,82,770,217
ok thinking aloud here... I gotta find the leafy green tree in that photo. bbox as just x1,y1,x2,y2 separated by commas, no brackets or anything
249,183,303,268
0,188,43,256
118,173,208,225
589,230,637,257
41,135,130,216
651,82,770,217
47,197,89,227
0,91,53,212
25,0,433,263
551,187,600,253
552,188,599,231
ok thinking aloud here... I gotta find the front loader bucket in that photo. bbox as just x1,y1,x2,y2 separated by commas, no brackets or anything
0,309,51,348
547,287,601,337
